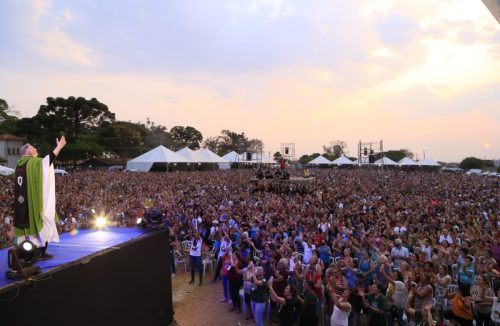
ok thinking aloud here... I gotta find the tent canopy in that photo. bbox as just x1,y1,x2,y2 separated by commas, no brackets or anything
197,148,229,163
222,151,241,163
398,157,418,166
332,156,355,165
417,158,440,166
374,157,398,165
308,155,333,165
0,165,14,176
176,147,207,163
126,145,189,172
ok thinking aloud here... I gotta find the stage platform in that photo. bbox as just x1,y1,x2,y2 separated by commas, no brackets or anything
0,227,145,289
0,227,173,326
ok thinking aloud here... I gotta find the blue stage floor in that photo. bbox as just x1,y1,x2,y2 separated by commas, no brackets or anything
0,227,146,289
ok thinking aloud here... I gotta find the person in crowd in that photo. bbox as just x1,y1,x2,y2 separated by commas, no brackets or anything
470,274,494,326
381,269,408,326
250,266,268,326
327,276,352,326
412,272,434,324
444,283,473,326
297,280,318,326
228,251,244,313
360,282,388,326
268,276,298,326
188,231,204,286
458,255,476,287
435,264,452,324
169,226,177,277
219,247,232,303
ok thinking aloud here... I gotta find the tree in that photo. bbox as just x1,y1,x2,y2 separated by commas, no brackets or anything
62,138,103,163
323,140,347,161
202,136,222,154
382,149,414,162
247,138,264,153
299,153,321,164
273,151,283,161
36,97,115,141
169,126,203,151
0,98,19,134
97,121,148,162
459,157,485,170
218,130,249,154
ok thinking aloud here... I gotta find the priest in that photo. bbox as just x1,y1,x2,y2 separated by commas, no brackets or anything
13,136,67,259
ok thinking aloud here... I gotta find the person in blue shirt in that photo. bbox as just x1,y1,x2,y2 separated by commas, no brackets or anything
459,255,476,286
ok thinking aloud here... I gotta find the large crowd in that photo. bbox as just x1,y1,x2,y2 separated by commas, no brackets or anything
1,167,499,325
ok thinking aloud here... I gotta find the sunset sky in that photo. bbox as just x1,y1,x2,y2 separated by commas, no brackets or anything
1,0,499,162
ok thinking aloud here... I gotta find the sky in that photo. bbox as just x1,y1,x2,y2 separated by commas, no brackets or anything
0,0,499,162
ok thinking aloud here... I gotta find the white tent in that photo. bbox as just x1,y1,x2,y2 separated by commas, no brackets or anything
308,155,333,165
332,156,355,165
259,153,277,164
197,148,229,163
126,145,189,172
417,158,440,166
398,157,418,166
222,151,241,163
0,165,14,176
176,147,206,163
240,152,257,162
54,168,70,176
375,157,398,165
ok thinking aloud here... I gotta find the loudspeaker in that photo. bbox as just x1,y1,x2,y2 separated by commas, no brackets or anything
369,155,375,163
246,152,252,161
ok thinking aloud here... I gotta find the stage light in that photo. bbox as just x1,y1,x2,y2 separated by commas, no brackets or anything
136,217,147,228
6,240,40,279
94,216,107,228
22,240,35,253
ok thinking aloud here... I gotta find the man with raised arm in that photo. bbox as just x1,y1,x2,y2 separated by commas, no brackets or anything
13,136,67,259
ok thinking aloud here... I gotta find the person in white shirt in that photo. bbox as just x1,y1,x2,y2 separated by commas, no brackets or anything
189,232,204,286
438,229,453,245
327,278,352,326
393,221,406,236
318,217,331,234
302,237,316,264
211,232,231,283
391,239,409,269
420,239,432,262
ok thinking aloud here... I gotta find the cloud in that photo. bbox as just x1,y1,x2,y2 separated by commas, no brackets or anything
377,14,421,46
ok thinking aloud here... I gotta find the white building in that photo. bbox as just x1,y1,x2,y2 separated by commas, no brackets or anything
0,133,24,168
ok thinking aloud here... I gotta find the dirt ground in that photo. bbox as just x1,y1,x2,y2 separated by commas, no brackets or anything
170,270,269,326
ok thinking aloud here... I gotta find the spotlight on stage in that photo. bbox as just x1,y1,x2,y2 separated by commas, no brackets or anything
136,208,165,230
94,216,108,229
136,217,147,228
6,240,40,279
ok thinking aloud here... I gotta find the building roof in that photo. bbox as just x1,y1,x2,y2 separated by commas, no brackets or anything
0,133,25,141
